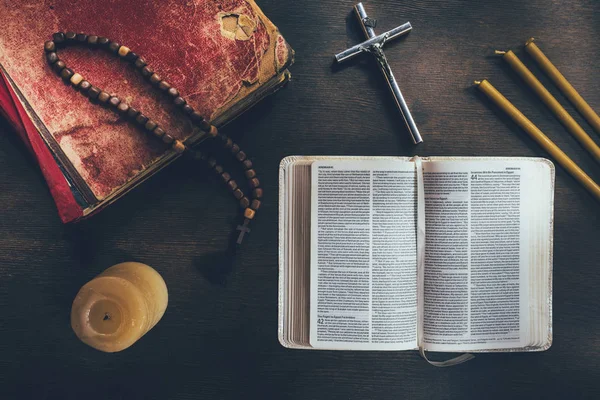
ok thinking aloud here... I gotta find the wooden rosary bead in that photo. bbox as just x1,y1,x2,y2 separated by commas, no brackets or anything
149,73,161,85
240,197,250,209
231,144,240,154
167,87,179,98
65,32,77,41
124,51,138,62
117,46,130,57
87,35,98,45
162,134,174,144
221,172,231,183
87,86,101,99
236,151,246,162
127,107,140,119
182,104,193,115
60,68,74,81
249,178,260,188
108,41,120,53
97,37,110,46
46,52,58,64
227,179,238,191
70,73,84,87
79,80,91,92
75,33,88,42
243,159,253,169
52,60,66,73
191,111,204,123
117,102,130,114
253,188,263,198
44,41,55,52
199,119,212,131
52,32,65,44
134,57,147,69
224,138,233,149
233,189,244,200
109,96,121,108
172,140,186,154
214,165,224,174
135,113,149,125
173,96,186,107
98,91,111,104
243,208,255,220
141,66,154,78
153,127,165,138
250,200,261,211
245,169,256,179
158,81,171,91
144,120,158,132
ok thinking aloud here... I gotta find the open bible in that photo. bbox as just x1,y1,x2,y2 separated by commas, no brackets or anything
278,156,553,358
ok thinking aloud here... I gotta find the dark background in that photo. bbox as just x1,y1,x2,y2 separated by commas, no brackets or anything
1,0,599,398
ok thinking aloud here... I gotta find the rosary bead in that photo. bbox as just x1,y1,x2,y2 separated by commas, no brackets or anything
65,32,77,41
144,120,158,132
249,178,260,188
162,134,175,144
244,208,256,219
52,60,66,73
149,73,161,85
190,111,204,123
117,102,130,114
52,32,65,44
127,107,140,119
97,37,109,46
172,140,186,154
134,57,147,69
221,172,231,183
108,96,120,108
173,96,186,107
98,91,111,104
44,41,56,52
70,73,84,87
158,81,171,91
240,197,250,209
125,51,138,62
60,68,74,81
182,104,193,115
118,46,130,57
214,165,224,174
76,33,88,42
87,86,101,99
207,157,217,168
46,52,58,64
167,87,179,98
227,179,238,191
236,151,247,162
87,35,98,45
153,127,165,138
231,144,240,154
108,41,120,53
135,113,149,125
141,66,154,78
243,159,253,169
79,80,91,92
253,188,263,198
233,189,244,200
245,169,256,179
225,138,233,149
250,199,261,211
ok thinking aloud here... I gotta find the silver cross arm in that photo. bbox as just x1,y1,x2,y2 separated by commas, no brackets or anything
334,3,423,144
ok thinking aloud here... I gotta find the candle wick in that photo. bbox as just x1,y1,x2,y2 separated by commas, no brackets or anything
103,313,111,321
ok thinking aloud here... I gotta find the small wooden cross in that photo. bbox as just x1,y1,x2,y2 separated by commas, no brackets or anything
236,220,251,244
335,3,423,144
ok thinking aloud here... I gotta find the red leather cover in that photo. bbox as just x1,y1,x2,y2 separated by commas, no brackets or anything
0,0,292,221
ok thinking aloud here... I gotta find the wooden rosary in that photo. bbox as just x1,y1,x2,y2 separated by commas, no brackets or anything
44,32,262,248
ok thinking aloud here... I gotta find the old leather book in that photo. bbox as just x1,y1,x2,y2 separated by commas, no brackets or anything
0,0,293,222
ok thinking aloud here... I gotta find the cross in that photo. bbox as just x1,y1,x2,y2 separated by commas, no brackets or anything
335,3,423,144
236,220,251,244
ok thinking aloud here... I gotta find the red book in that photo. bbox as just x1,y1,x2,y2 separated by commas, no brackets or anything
0,0,293,222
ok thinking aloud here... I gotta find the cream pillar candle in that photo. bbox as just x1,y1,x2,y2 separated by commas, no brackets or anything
71,262,168,352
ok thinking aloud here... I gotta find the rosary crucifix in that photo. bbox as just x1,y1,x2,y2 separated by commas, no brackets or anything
335,3,423,144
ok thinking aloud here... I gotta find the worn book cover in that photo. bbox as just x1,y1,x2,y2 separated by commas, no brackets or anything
0,0,293,222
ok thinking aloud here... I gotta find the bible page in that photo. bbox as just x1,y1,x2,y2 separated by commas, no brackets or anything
422,159,552,352
309,159,417,350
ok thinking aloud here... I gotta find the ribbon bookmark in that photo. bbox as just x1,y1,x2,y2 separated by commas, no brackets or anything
412,156,474,367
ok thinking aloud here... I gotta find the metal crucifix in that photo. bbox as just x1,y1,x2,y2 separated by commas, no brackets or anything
335,3,423,144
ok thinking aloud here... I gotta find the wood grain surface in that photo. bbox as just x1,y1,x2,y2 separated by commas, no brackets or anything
1,0,599,398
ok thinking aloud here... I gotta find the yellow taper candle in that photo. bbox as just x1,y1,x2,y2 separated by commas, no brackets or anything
525,38,600,135
71,262,168,352
475,79,600,202
496,49,600,163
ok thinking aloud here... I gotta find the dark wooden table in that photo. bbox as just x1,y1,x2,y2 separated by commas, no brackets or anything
1,0,599,398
